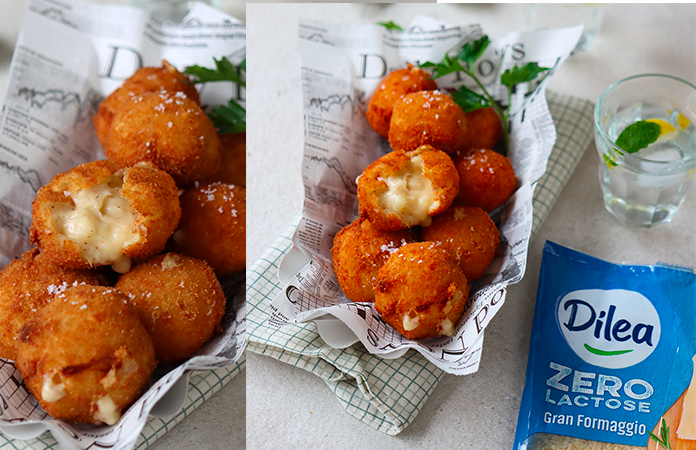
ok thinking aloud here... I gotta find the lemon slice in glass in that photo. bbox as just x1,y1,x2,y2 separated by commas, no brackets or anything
677,112,691,130
646,118,679,142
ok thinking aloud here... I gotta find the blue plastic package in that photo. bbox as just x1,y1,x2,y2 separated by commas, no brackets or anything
514,241,696,449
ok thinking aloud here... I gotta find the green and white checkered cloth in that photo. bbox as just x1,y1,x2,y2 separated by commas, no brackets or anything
247,91,595,435
0,357,245,449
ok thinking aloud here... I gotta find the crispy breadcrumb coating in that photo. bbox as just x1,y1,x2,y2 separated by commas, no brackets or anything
93,60,200,148
421,205,499,281
388,90,468,154
172,183,245,277
366,64,438,139
374,242,469,340
105,91,221,187
453,148,517,212
115,253,226,364
331,217,414,303
16,285,155,425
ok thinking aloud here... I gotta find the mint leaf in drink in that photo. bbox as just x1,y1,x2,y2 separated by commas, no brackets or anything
377,21,404,31
615,120,661,153
184,57,245,87
450,85,490,113
207,98,246,134
419,54,466,79
500,62,550,88
456,35,491,69
602,153,617,168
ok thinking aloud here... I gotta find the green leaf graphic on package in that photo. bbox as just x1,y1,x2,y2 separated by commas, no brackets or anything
583,344,633,356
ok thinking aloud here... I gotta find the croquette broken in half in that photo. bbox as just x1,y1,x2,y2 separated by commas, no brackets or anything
30,160,181,273
357,145,459,231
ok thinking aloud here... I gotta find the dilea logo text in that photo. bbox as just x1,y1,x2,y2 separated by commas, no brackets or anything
557,289,661,369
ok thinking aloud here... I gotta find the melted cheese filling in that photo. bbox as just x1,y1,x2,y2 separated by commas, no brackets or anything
41,372,65,403
377,155,437,227
438,318,455,337
51,175,139,273
161,252,181,270
677,354,696,439
403,312,420,331
93,395,120,426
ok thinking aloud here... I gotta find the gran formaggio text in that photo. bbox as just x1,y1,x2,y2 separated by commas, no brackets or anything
543,361,653,437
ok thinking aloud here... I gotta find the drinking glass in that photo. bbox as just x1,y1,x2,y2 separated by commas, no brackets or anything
594,74,696,228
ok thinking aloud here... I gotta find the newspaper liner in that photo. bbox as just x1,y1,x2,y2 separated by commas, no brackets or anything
268,17,582,374
0,0,245,448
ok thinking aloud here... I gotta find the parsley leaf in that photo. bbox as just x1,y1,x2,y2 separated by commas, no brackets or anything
207,98,246,134
184,57,245,87
450,85,490,113
419,54,466,79
417,37,549,155
500,62,550,88
377,21,404,31
615,121,660,154
184,57,246,134
457,35,491,70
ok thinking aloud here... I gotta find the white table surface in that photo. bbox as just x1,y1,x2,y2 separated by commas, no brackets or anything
0,1,245,449
247,3,696,449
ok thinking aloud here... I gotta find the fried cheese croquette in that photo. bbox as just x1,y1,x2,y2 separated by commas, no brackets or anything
0,248,104,361
172,183,245,277
374,242,470,339
16,285,156,425
105,91,221,186
357,145,459,231
388,90,468,154
30,160,180,274
420,205,500,281
331,218,413,303
115,253,226,364
93,60,200,148
213,133,246,187
366,64,438,139
463,107,503,150
453,148,517,212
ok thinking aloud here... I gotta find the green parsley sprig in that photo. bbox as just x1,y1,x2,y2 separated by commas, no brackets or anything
420,35,550,154
377,21,404,32
185,56,245,87
184,57,246,134
648,418,673,450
